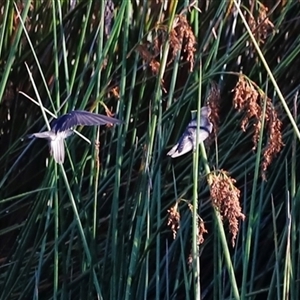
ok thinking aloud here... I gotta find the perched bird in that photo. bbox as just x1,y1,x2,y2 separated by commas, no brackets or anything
27,110,122,164
167,106,213,158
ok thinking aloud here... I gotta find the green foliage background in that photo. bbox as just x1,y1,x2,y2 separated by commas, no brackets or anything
0,1,300,299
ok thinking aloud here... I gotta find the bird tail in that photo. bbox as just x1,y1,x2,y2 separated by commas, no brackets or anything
27,131,55,139
50,138,65,164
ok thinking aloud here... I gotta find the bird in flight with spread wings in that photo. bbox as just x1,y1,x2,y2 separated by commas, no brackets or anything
27,110,122,164
167,106,213,158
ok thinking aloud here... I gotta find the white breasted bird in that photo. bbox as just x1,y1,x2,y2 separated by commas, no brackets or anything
167,106,213,158
27,110,122,164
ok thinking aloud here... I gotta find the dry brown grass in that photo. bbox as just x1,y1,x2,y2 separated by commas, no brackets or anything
233,75,284,179
206,81,221,137
248,2,275,44
135,13,196,79
208,170,245,247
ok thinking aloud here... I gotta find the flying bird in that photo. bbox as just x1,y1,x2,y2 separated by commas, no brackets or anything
27,110,122,164
167,106,213,158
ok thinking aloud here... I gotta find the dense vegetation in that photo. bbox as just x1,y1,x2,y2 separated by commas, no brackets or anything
0,1,300,299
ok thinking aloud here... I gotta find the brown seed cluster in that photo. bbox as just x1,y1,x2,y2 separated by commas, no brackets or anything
208,170,245,247
187,203,208,245
233,75,284,179
261,101,284,179
248,3,275,44
136,44,161,75
233,76,261,139
197,217,207,245
167,201,207,244
206,81,221,136
169,15,196,72
136,14,196,76
167,203,180,240
109,86,120,99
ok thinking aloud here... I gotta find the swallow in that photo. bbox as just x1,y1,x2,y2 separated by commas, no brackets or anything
167,106,213,158
27,110,122,164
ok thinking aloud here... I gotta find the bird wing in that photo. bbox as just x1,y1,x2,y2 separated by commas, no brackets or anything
50,138,65,164
167,107,213,158
52,110,122,132
167,136,193,158
167,125,212,158
167,126,195,158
